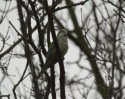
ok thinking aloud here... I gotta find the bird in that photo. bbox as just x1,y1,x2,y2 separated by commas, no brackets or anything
37,28,68,78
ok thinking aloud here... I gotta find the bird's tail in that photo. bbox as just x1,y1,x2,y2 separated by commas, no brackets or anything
37,62,53,79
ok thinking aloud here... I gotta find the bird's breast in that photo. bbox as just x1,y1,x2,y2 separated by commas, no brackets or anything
58,38,68,56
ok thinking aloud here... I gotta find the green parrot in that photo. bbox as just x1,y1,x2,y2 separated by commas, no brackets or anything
37,29,68,78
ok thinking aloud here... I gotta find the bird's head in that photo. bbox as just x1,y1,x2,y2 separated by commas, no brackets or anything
57,29,68,38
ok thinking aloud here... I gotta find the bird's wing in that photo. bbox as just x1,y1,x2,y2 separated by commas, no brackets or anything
45,42,56,60
37,43,56,78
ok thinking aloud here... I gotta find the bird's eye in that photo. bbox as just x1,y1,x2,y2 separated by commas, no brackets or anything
64,34,67,36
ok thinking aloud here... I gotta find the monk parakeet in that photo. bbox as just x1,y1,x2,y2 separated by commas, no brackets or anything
37,29,68,78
